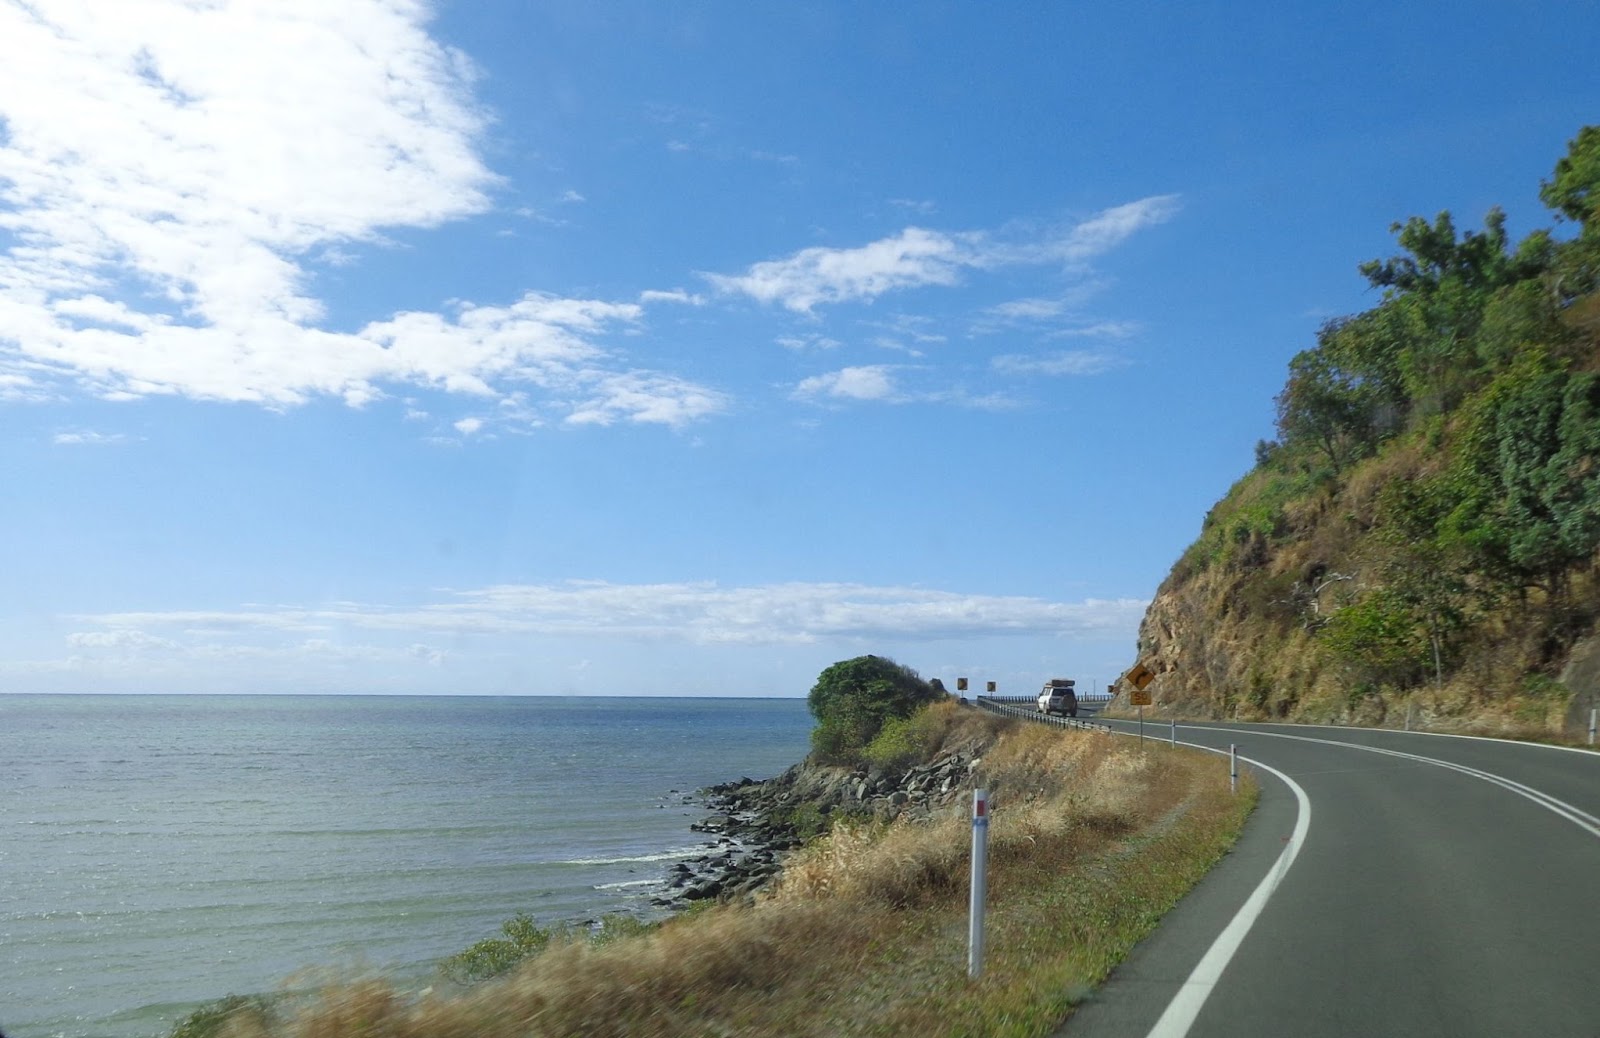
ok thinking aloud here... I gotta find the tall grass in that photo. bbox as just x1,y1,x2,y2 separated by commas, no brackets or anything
203,708,1253,1038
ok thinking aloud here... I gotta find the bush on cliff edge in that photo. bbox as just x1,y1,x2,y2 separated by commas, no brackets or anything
807,655,944,763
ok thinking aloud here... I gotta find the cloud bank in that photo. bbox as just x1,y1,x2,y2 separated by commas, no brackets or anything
0,0,722,427
70,580,1148,649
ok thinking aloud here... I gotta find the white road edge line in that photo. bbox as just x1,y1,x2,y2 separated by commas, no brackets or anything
1179,725,1600,839
1210,719,1600,757
1086,715,1597,1038
1094,731,1313,1038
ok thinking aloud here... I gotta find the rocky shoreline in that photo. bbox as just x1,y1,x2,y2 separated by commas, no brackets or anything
652,747,981,909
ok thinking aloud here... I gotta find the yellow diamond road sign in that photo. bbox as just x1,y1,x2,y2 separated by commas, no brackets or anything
1124,662,1156,691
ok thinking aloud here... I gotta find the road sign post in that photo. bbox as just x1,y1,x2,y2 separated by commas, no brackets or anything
968,789,989,979
1128,680,1153,748
1230,744,1238,794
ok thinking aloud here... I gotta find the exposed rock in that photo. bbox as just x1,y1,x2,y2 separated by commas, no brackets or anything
653,749,980,910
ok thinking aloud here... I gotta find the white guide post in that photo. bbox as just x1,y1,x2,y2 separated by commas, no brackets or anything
1229,743,1238,794
1589,707,1596,747
1170,718,1177,747
968,789,989,979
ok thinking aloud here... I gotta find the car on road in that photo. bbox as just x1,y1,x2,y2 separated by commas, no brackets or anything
1037,678,1078,717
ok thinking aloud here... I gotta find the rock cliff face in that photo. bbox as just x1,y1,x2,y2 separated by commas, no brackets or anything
1117,130,1600,737
1124,454,1599,736
1560,636,1600,732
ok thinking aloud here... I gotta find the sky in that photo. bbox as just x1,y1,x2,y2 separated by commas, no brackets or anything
2,1,1596,697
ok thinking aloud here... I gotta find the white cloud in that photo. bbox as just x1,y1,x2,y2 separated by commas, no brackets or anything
776,333,842,351
453,416,484,435
638,289,704,306
793,365,900,402
53,429,128,446
0,1,721,429
564,372,730,427
0,372,52,401
1052,195,1181,263
749,150,800,165
1044,321,1140,340
862,313,947,349
924,389,1024,411
70,581,1149,647
791,366,1025,410
869,336,924,358
66,629,178,652
992,351,1124,377
408,643,447,666
705,228,967,313
560,190,586,204
984,297,1072,322
705,196,1179,313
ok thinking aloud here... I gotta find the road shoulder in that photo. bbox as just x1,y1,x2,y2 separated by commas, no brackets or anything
1055,753,1299,1037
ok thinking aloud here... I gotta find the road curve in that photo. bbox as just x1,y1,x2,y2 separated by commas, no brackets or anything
1059,718,1600,1038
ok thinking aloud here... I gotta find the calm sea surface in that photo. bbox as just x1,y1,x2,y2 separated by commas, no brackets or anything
0,694,813,1038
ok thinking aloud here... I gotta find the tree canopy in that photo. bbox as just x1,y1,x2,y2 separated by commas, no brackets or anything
807,655,944,762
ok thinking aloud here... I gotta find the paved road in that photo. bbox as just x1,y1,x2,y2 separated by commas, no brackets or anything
1059,719,1600,1038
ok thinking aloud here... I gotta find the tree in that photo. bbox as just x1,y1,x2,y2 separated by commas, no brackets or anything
1357,208,1551,416
1540,125,1600,232
807,655,943,762
1372,480,1474,688
1446,355,1600,597
1322,588,1432,691
1541,125,1600,308
1274,345,1375,472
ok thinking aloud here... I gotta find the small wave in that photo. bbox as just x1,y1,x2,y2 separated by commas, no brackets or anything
559,846,706,866
593,879,659,891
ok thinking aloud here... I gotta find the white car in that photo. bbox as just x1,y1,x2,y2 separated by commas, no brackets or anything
1037,679,1078,717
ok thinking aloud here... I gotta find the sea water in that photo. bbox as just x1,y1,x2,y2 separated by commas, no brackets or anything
0,694,812,1038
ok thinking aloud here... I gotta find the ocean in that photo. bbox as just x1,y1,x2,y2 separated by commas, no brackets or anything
0,694,814,1038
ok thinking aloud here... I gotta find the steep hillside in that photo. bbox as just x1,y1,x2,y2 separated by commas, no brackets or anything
1130,127,1600,738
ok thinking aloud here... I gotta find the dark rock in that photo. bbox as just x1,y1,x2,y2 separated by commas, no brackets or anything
682,879,723,901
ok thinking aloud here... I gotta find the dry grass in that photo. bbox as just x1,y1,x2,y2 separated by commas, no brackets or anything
217,714,1254,1038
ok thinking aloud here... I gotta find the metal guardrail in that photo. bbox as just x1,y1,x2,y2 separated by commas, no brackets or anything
974,696,1113,734
980,692,1114,705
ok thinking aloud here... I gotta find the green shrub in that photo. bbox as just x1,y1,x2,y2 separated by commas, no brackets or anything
767,801,832,842
439,912,567,984
168,995,275,1038
1322,590,1429,688
589,913,656,946
861,706,945,772
807,655,943,763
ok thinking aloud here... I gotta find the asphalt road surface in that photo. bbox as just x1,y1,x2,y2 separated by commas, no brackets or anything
1059,718,1600,1038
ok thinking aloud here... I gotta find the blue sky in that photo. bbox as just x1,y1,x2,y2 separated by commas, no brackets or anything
2,1,1595,696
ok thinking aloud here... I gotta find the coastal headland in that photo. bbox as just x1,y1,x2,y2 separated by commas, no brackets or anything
180,694,1254,1038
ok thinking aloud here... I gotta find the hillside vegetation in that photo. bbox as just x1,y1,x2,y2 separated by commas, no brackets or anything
1135,127,1600,736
